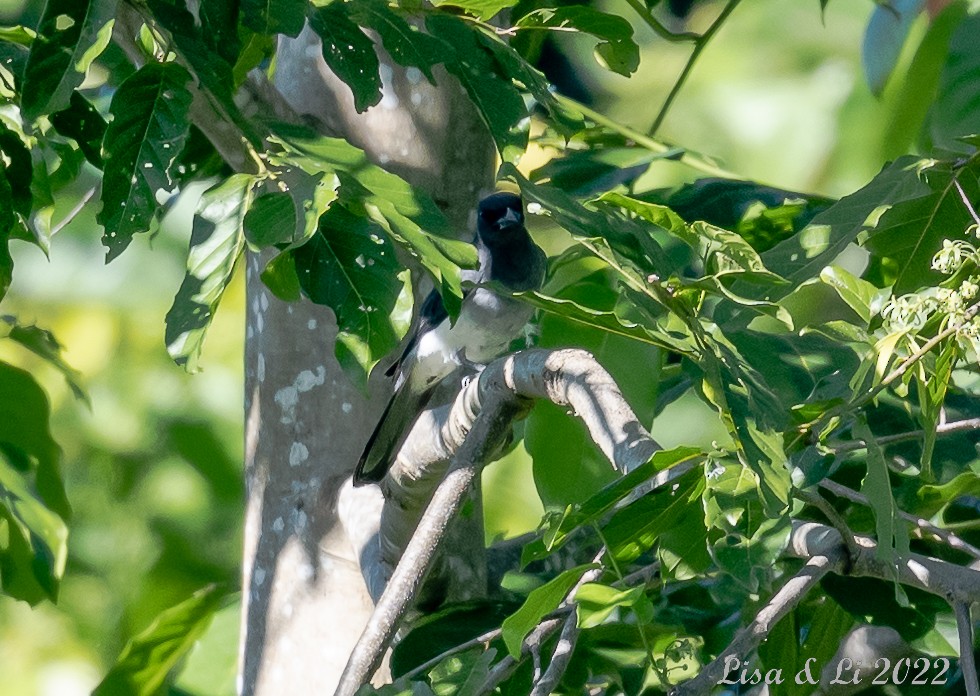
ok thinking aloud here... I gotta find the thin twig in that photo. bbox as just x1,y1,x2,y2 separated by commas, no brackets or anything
529,613,580,696
819,480,980,561
649,0,743,135
795,488,861,562
552,93,741,180
50,186,97,236
829,417,980,452
670,552,843,696
954,601,979,696
954,177,980,228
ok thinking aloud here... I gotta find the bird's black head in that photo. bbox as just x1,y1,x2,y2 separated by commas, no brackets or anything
477,192,525,244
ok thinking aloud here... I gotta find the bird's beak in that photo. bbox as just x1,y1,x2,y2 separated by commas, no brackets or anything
496,208,522,230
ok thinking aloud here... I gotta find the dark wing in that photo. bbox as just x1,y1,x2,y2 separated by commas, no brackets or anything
384,285,451,378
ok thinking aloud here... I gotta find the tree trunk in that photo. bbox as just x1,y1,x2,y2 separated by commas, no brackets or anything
239,26,495,695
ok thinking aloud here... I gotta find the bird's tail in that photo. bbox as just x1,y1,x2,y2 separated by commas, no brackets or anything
354,381,437,485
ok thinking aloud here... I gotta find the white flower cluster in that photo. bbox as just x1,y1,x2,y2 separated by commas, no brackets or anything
880,226,980,348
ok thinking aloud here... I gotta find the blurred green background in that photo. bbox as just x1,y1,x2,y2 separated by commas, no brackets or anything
0,0,918,692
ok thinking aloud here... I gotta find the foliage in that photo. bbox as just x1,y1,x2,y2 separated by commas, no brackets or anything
1,0,979,694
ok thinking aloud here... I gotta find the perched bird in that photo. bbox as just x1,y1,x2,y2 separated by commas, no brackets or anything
354,192,546,485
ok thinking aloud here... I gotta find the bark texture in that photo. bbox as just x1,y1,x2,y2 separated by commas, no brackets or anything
240,25,495,695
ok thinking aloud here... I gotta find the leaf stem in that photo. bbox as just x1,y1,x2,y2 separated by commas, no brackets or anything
622,0,701,42
552,93,740,180
648,0,742,136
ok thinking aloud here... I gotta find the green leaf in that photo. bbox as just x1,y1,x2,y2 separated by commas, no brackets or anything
762,155,945,294
916,471,980,517
93,584,229,696
241,0,307,37
602,465,705,565
862,158,980,294
292,202,413,386
20,0,116,120
855,416,911,603
425,15,528,163
0,407,68,604
0,316,85,400
260,252,302,302
521,446,703,565
862,0,926,96
882,1,967,159
98,62,193,261
172,599,239,696
819,265,881,324
517,7,639,77
243,192,298,249
702,459,791,591
269,125,476,316
350,0,448,82
165,175,254,371
500,564,596,658
915,340,957,479
430,0,516,20
925,11,980,152
0,119,34,220
575,583,653,629
50,91,107,168
310,3,383,113
0,361,69,519
504,165,673,283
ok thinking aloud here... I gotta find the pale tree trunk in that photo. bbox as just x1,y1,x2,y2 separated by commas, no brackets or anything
239,26,495,695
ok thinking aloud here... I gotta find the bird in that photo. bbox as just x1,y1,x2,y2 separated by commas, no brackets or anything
354,192,546,485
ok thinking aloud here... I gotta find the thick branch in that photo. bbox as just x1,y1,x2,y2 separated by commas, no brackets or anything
340,349,666,694
376,349,665,578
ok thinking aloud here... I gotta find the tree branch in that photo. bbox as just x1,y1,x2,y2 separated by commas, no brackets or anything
819,479,980,561
530,612,580,696
955,601,979,696
828,417,980,453
670,550,843,696
672,521,980,694
338,349,666,694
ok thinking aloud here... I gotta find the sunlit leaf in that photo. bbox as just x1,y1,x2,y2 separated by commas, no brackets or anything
501,564,597,658
430,0,516,20
165,174,255,371
20,0,116,120
98,62,193,261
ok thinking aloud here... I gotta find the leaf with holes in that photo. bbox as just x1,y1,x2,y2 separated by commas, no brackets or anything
293,202,413,387
426,15,528,163
20,0,116,121
350,0,449,81
166,175,255,372
311,3,383,113
98,62,193,261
